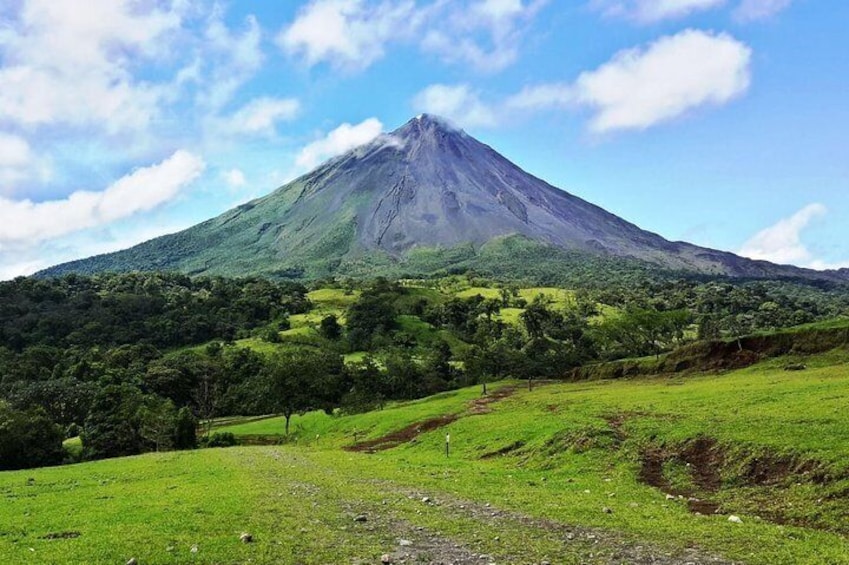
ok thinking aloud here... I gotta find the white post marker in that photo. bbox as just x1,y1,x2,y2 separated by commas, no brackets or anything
445,433,450,457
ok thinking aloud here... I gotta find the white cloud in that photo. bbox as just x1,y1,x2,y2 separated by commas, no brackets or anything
504,30,751,132
0,150,205,244
0,132,52,193
0,133,33,189
421,0,547,73
0,0,186,133
738,203,827,265
277,0,419,71
592,0,726,23
733,0,792,22
506,83,573,111
574,29,751,133
199,13,265,111
222,168,247,189
295,119,384,170
413,84,498,128
278,0,546,73
0,259,49,281
221,97,301,136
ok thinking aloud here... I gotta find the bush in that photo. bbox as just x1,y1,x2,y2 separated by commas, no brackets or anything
202,432,238,448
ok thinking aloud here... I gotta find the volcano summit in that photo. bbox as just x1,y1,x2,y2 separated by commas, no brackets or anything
39,115,842,282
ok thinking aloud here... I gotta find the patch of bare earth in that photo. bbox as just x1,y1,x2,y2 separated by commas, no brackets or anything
346,385,524,453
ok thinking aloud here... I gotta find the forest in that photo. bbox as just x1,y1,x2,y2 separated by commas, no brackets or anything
1,270,847,470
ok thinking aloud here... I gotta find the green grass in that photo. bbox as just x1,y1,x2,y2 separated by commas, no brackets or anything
5,351,849,563
306,288,360,308
517,286,575,306
454,287,501,300
212,349,849,564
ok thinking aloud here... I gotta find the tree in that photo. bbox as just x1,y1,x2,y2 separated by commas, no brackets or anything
319,315,343,340
173,407,198,449
520,296,552,340
139,397,177,452
82,381,146,460
5,378,97,428
345,290,397,350
263,350,347,435
0,402,64,470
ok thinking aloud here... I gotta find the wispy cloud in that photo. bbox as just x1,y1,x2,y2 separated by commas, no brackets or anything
591,0,727,23
278,0,547,73
222,169,247,189
277,0,421,71
423,29,751,133
421,0,549,73
217,97,301,137
413,84,498,128
738,203,827,265
295,118,384,170
733,0,793,22
0,151,205,244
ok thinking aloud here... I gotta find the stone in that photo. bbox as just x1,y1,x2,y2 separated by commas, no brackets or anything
728,515,743,524
421,497,431,503
665,494,676,500
240,533,253,543
354,515,368,522
126,559,138,565
399,539,413,546
381,554,393,563
602,507,613,514
190,545,199,554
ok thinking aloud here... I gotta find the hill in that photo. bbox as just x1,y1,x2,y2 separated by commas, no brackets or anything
38,115,847,283
2,349,848,564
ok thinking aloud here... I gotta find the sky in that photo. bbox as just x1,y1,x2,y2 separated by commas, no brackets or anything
1,0,847,279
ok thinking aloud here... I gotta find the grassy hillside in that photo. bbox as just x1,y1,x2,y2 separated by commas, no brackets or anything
3,349,849,564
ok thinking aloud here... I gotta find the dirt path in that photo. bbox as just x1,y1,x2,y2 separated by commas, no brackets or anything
262,449,740,565
379,485,738,565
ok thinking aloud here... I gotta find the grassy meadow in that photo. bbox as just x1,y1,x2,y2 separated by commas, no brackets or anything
2,347,848,564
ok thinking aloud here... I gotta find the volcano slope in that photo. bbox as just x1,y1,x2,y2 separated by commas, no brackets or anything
39,115,846,284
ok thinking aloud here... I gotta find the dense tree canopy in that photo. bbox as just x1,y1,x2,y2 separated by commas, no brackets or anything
0,270,847,469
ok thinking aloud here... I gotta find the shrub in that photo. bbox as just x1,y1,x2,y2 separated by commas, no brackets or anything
202,432,238,448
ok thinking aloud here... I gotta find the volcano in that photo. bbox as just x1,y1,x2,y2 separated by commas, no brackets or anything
39,115,843,282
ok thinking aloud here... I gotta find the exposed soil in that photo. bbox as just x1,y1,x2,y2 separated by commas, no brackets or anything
639,448,722,516
468,384,520,415
346,385,523,453
739,453,825,486
638,439,723,516
345,414,460,453
680,438,724,492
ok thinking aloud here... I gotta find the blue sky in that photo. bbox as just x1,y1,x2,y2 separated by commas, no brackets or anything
1,0,847,279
